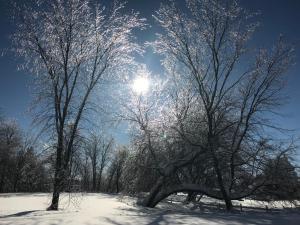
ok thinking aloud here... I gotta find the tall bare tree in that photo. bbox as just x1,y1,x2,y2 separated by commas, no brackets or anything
123,0,295,211
13,0,145,210
151,0,294,210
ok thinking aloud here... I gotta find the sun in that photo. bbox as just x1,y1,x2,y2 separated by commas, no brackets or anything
132,76,150,94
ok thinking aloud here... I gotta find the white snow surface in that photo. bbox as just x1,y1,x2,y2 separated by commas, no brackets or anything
0,193,300,225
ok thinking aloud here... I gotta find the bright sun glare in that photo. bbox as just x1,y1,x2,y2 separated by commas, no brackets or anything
132,77,150,94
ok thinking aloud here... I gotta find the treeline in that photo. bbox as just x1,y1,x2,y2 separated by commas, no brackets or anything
0,118,49,192
1,115,299,203
0,115,128,193
0,115,149,194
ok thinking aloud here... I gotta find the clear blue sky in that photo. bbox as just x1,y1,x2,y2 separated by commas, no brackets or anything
0,0,300,149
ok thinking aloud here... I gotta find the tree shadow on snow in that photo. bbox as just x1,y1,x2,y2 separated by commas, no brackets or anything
0,210,43,219
102,205,300,225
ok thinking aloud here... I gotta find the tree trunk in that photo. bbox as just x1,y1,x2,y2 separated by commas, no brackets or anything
106,168,116,193
213,161,233,211
47,170,61,210
224,196,233,211
92,167,96,192
215,168,233,211
48,190,60,210
208,134,233,211
139,176,165,207
13,176,18,192
116,177,119,193
48,142,63,210
0,174,4,192
97,167,103,191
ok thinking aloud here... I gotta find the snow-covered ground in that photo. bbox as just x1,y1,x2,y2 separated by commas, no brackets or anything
0,193,300,225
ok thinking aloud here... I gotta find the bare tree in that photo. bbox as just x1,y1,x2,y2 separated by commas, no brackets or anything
13,0,145,210
87,134,100,192
106,146,128,193
97,136,113,191
123,0,295,211
86,133,113,192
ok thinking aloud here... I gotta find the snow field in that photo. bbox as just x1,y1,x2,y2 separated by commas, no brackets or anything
0,193,300,225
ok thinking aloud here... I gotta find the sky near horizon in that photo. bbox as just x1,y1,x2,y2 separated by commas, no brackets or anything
0,0,300,153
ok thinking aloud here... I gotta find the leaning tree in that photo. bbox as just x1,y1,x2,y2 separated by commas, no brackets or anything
13,0,145,210
125,0,295,211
